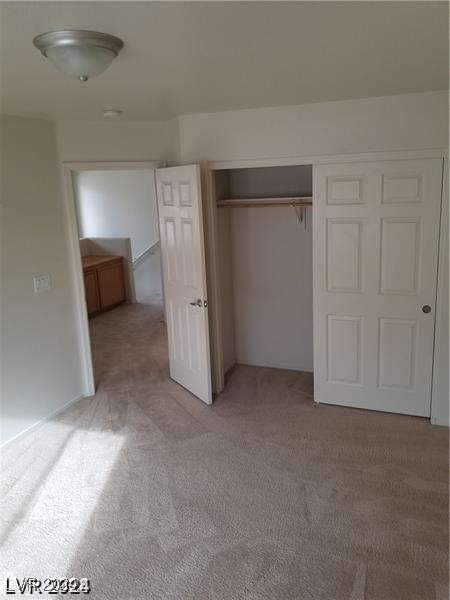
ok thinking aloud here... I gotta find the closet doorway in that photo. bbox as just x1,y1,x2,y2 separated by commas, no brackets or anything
207,164,314,395
205,154,444,419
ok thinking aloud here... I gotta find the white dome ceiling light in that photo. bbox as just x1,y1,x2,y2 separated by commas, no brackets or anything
33,30,124,82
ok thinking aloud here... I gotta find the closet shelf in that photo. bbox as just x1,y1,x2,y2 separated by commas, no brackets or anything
217,196,312,208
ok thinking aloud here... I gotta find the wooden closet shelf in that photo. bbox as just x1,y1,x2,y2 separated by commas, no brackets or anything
217,196,312,208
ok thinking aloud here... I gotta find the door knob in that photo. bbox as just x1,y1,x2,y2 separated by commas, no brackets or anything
422,305,432,314
189,299,202,307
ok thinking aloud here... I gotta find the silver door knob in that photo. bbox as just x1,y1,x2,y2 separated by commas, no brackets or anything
189,299,202,307
422,305,432,314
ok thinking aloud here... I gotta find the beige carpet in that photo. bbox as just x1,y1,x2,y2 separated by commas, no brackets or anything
1,296,448,599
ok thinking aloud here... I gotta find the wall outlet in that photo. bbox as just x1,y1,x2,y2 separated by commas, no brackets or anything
33,274,51,293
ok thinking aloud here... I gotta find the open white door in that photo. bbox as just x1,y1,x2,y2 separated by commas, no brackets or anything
313,158,443,416
156,165,212,404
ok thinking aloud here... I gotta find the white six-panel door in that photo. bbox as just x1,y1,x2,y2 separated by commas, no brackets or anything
313,159,443,416
156,165,212,404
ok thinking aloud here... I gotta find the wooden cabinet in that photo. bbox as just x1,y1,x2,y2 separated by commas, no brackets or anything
82,255,125,317
84,269,100,315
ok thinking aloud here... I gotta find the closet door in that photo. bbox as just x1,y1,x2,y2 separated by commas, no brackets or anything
156,165,212,404
313,159,443,416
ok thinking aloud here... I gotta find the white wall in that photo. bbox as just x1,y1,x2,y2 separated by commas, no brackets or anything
133,249,163,300
74,170,162,300
216,209,236,374
74,170,158,259
227,165,312,199
1,116,82,446
179,91,448,162
56,118,179,164
231,207,313,372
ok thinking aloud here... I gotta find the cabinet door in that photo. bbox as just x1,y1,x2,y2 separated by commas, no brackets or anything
97,260,125,309
84,269,100,316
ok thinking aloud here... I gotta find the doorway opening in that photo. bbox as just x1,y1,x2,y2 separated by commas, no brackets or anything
207,163,314,396
63,162,167,394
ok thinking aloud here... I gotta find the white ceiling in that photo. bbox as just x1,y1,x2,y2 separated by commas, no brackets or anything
1,1,448,121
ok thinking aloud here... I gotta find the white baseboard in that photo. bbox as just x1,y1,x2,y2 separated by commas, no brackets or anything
0,394,84,449
430,416,450,427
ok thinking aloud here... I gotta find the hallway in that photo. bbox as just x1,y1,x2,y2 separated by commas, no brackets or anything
1,298,448,599
89,295,168,394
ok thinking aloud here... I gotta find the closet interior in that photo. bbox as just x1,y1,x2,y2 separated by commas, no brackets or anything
210,164,314,392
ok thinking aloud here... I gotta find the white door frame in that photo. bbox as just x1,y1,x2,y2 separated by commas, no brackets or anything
431,157,449,425
206,148,447,421
60,160,165,397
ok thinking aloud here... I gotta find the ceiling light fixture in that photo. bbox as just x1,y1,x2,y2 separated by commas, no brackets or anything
33,30,124,82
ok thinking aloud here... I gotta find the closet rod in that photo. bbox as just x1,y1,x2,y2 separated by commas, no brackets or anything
217,196,312,208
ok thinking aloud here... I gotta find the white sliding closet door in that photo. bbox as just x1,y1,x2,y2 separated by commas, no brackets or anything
313,159,443,416
156,165,212,404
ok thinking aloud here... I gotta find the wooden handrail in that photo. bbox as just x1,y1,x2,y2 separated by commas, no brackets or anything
132,240,160,270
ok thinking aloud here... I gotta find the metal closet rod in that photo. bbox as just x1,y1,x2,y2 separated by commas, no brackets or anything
217,196,313,208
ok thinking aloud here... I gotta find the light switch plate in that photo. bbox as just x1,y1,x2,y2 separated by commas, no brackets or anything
33,274,51,293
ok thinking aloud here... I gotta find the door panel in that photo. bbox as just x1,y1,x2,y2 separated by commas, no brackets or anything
327,315,362,385
97,260,125,308
380,218,420,294
156,165,212,404
326,219,362,292
378,318,417,389
313,159,442,416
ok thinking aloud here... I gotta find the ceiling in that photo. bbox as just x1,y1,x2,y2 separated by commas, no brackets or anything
1,1,448,121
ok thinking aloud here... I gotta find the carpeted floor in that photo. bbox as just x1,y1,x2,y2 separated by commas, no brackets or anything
1,296,448,599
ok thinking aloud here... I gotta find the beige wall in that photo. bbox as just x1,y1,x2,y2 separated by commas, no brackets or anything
1,115,82,445
230,206,313,372
179,91,448,162
56,118,180,164
73,169,159,259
